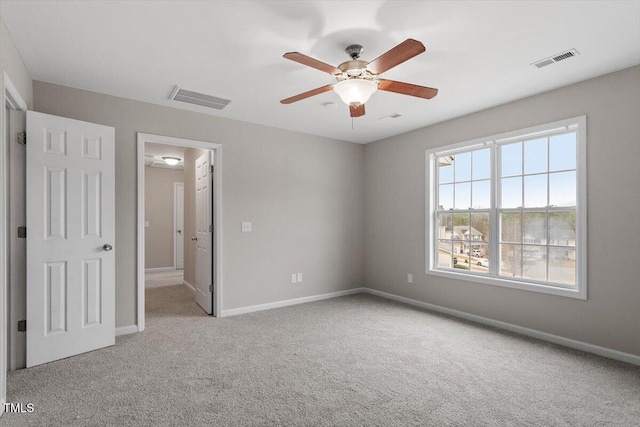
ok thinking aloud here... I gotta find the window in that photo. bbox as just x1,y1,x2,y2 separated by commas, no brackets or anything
427,117,586,299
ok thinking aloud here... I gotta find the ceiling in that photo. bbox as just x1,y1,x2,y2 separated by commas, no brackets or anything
2,1,639,144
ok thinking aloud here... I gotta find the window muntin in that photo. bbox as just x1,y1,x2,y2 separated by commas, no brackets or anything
428,117,585,298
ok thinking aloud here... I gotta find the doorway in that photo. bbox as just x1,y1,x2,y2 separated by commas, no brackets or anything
174,182,184,270
143,141,186,296
137,133,221,331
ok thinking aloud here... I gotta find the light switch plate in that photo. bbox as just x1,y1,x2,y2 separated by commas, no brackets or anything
290,274,297,284
145,221,150,228
241,222,252,232
297,273,302,282
407,274,413,284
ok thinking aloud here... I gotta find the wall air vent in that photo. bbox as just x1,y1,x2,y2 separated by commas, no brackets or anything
532,49,579,68
169,86,231,110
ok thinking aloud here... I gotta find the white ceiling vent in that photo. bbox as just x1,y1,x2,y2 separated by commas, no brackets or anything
169,86,231,110
532,49,580,68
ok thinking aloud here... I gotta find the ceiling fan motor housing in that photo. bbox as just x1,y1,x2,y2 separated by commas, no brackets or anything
337,60,372,79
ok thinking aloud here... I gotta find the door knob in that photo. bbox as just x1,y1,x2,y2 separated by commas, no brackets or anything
191,237,197,241
177,229,182,234
103,244,113,251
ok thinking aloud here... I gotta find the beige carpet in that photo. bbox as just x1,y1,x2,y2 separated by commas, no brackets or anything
145,269,184,288
4,286,639,426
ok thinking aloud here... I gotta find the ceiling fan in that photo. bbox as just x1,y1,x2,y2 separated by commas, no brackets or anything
280,39,438,118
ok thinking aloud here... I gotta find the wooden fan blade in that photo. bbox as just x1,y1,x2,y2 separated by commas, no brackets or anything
283,52,342,75
350,104,365,118
366,39,426,75
377,79,438,99
280,85,334,104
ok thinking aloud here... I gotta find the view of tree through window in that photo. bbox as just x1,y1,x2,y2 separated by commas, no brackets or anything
431,120,583,293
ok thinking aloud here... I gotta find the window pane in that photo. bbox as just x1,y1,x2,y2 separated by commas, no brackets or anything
437,240,453,268
524,174,548,208
549,248,576,285
501,177,522,208
500,244,522,277
470,213,490,242
472,149,490,180
549,171,576,207
470,243,489,272
501,142,522,177
438,156,454,184
454,152,472,182
501,212,521,243
453,213,470,240
523,212,546,244
522,246,546,281
524,138,548,174
453,251,470,270
437,213,453,239
454,182,471,209
549,133,576,172
549,211,576,247
438,184,453,210
472,180,490,209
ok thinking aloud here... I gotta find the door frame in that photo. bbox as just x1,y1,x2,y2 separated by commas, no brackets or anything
173,181,184,270
1,72,27,414
137,133,222,330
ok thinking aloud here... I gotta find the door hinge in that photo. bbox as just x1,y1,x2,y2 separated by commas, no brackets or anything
18,320,26,332
209,165,214,174
17,132,26,145
209,224,214,232
209,284,213,293
17,226,26,238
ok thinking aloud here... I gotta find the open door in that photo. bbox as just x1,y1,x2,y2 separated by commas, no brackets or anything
194,152,213,314
174,183,184,270
26,111,115,367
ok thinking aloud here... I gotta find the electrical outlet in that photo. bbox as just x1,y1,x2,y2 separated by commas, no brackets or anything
297,273,302,283
290,274,297,284
407,274,413,284
241,222,252,232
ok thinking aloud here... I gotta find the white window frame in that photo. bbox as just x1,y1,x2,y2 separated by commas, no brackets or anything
426,116,587,299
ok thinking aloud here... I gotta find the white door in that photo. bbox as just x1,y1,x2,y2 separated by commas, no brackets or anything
174,183,184,270
26,111,115,367
194,152,212,314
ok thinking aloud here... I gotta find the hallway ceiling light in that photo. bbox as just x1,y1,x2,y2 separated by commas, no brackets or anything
163,156,181,166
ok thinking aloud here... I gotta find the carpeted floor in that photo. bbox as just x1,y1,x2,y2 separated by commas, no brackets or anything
145,270,184,288
4,286,640,426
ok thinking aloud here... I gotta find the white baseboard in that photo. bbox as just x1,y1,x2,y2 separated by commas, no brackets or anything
145,267,175,273
363,288,640,366
115,325,139,336
221,287,367,317
183,280,195,293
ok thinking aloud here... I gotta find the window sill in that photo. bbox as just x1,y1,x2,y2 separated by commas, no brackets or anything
426,268,586,300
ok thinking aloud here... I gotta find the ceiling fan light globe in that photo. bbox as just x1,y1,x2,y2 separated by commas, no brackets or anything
333,79,377,106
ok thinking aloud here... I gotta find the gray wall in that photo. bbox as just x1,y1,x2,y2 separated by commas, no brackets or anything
183,147,209,286
33,81,366,327
1,18,32,109
364,65,640,357
144,166,184,270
